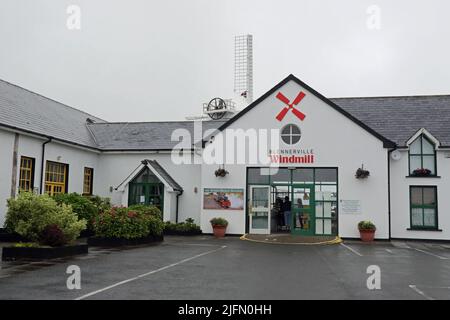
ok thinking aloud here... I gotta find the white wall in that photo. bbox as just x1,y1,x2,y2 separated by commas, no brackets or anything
0,130,202,227
0,130,15,226
44,142,100,194
200,79,390,238
0,130,101,227
96,153,202,224
391,149,450,240
15,135,100,196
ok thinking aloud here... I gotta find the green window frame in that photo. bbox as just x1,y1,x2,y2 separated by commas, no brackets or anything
409,186,438,230
408,135,436,176
247,167,338,236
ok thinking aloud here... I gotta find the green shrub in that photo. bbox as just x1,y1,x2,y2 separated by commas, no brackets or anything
5,192,86,245
54,193,98,231
164,219,201,234
93,206,164,239
39,224,66,247
358,220,376,231
14,242,39,248
128,204,162,220
210,217,228,227
88,195,111,213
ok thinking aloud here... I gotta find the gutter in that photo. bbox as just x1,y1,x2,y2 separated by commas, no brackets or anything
387,148,396,240
175,189,183,223
39,137,52,194
0,123,100,152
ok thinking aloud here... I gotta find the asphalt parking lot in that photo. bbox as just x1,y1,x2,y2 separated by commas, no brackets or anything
1,236,450,300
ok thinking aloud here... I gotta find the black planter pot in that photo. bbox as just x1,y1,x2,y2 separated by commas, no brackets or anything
87,234,164,247
2,244,88,261
0,229,29,242
164,230,202,236
79,229,95,238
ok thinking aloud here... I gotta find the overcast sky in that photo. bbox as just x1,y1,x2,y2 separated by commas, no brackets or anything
1,0,450,122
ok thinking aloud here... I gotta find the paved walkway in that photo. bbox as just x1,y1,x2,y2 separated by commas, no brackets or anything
241,233,341,244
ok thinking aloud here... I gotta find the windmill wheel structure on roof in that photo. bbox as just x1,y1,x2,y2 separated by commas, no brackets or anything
206,97,227,120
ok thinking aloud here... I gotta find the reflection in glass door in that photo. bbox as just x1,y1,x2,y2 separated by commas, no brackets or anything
291,184,315,236
249,186,270,234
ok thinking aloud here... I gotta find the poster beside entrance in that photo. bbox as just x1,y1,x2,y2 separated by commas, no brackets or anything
203,188,244,210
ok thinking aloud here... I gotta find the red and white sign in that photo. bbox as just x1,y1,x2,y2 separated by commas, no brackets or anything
275,91,306,122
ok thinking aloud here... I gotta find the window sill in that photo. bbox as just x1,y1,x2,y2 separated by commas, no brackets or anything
407,228,442,232
405,176,441,178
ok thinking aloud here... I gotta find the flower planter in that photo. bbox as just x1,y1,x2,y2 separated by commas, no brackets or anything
2,244,88,261
79,229,95,238
355,168,370,179
214,168,229,177
87,234,164,247
412,168,432,177
164,229,202,236
359,229,375,242
212,225,227,238
0,229,28,243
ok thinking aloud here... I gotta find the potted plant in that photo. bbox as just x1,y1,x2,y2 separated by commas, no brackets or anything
358,220,376,242
355,165,370,179
412,168,432,177
210,217,228,238
215,168,229,177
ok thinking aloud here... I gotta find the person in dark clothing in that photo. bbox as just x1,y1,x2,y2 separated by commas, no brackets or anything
297,198,304,229
282,196,291,229
274,197,284,230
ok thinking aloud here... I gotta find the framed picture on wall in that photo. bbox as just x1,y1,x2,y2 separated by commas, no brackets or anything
203,188,244,210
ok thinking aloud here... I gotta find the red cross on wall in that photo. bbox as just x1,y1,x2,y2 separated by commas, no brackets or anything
275,91,306,121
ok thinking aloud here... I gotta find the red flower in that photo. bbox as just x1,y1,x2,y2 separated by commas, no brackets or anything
128,211,137,218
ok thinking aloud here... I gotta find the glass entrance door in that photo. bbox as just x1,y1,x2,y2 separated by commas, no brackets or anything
291,184,315,236
249,186,270,234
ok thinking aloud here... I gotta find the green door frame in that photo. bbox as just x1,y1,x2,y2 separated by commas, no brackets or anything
128,182,164,211
246,167,338,236
291,184,315,236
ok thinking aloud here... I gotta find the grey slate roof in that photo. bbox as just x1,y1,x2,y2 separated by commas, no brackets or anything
0,79,104,148
146,160,183,192
87,120,226,150
331,95,450,147
2,77,450,149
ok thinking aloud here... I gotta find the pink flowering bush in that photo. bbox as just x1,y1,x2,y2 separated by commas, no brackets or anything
93,206,163,239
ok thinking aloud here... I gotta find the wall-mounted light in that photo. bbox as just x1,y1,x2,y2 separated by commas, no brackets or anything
194,187,198,193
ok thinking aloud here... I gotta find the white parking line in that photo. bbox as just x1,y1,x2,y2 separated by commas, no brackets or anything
74,245,227,300
409,285,435,300
340,243,363,257
175,243,223,247
413,248,449,260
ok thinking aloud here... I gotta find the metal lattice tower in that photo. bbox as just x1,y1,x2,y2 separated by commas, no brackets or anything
234,35,253,104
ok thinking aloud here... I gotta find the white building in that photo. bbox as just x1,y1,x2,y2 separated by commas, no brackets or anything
1,74,449,240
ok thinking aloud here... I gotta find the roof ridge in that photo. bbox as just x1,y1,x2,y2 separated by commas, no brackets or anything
88,120,228,125
330,94,450,100
0,78,106,122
